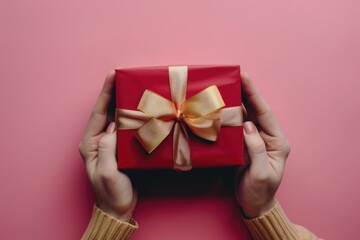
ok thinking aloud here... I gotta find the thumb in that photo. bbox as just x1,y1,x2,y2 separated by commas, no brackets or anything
243,121,269,178
98,122,117,171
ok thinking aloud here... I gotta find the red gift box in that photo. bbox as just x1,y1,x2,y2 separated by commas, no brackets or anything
115,65,244,171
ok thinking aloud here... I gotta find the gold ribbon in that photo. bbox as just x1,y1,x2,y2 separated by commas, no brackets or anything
116,66,243,171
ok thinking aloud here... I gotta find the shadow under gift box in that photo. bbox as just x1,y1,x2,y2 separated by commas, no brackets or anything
115,65,244,170
126,167,239,197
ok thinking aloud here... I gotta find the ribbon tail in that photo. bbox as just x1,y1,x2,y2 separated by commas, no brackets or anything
173,122,192,171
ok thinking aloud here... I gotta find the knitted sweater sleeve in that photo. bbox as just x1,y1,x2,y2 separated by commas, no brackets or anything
81,205,138,240
82,201,319,240
243,200,320,240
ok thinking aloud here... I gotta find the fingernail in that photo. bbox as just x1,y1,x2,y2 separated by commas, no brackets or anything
106,122,116,133
243,121,255,134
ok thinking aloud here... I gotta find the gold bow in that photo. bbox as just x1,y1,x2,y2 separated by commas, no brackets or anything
116,66,243,171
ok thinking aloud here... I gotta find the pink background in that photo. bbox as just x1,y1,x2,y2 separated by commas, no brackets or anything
1,0,359,239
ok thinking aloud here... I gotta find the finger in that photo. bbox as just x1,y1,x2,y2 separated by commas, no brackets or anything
243,121,270,179
241,72,283,137
97,122,118,177
84,71,115,138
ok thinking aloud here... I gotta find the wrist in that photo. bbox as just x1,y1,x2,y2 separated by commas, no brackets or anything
241,198,276,219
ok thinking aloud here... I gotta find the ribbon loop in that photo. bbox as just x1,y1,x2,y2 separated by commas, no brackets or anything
182,85,225,117
137,90,177,119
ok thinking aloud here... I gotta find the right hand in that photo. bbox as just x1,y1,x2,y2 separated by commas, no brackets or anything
79,71,137,222
235,72,291,218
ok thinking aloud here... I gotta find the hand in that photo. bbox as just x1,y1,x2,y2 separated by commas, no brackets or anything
235,73,291,218
79,71,137,222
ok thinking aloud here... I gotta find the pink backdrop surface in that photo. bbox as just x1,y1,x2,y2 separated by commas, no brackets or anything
1,0,359,239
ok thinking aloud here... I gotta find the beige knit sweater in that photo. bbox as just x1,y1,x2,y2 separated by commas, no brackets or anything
82,200,319,240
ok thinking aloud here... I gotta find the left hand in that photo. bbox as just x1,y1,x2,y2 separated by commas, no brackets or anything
235,72,291,218
79,71,137,222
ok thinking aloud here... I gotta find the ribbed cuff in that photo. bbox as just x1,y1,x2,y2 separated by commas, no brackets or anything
81,205,138,240
243,200,299,240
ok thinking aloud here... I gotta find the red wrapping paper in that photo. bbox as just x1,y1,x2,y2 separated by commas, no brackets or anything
115,65,244,170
